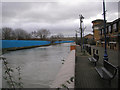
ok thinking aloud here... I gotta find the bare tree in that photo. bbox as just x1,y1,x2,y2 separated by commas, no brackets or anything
37,29,50,39
10,30,16,40
50,35,57,39
31,31,38,38
14,28,31,40
50,33,64,39
56,33,64,39
2,27,13,40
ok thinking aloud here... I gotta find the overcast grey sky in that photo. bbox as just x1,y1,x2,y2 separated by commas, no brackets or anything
1,0,119,37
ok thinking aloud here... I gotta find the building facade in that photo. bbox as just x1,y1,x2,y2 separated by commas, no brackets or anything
100,18,120,50
92,19,104,46
92,18,120,50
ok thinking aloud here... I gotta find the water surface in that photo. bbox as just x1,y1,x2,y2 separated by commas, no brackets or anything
3,43,72,88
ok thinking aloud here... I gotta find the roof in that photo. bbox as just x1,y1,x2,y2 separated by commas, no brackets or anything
92,18,120,26
92,19,104,23
111,18,120,24
100,18,120,29
84,34,93,38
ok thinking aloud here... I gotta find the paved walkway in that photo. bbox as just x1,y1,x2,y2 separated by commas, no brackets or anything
75,46,118,88
90,45,118,66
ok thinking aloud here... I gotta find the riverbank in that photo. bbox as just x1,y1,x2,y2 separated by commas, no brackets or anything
51,50,75,88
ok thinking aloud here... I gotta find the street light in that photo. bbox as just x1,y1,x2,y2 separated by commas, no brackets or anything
79,14,84,52
82,26,86,49
103,0,108,61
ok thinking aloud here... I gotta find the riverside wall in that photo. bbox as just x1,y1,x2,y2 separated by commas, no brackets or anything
51,50,75,88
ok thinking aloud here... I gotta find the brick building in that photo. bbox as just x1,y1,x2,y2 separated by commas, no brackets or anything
84,34,93,39
92,19,104,42
92,18,120,50
100,18,120,50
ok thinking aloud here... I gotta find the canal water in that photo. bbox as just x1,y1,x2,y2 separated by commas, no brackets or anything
2,43,73,88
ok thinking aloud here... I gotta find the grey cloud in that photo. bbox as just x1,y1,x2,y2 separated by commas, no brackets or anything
2,2,102,23
2,1,118,36
2,2,118,23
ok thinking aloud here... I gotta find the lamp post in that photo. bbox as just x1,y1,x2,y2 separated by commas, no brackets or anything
103,0,108,61
79,14,84,52
75,32,77,44
75,30,80,45
75,30,78,45
83,26,86,50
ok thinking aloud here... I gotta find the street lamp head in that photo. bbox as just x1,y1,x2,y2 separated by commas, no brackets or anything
80,15,84,19
79,14,84,19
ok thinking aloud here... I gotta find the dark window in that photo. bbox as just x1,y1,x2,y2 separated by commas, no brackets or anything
119,21,120,28
96,50,98,54
119,21,120,32
106,27,108,34
102,28,104,34
113,23,116,29
113,23,117,32
115,22,119,32
100,29,102,35
109,25,112,33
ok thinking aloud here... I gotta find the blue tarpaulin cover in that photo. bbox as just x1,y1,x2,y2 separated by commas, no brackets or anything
1,40,74,49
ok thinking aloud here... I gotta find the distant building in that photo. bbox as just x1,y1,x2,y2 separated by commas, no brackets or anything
84,34,93,39
92,19,104,42
92,18,120,50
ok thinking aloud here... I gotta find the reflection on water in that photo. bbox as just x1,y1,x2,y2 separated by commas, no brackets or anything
3,43,72,88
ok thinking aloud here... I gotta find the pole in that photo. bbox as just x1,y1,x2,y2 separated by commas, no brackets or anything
79,14,84,52
75,31,78,44
83,26,86,50
83,29,84,49
118,34,120,89
103,0,108,61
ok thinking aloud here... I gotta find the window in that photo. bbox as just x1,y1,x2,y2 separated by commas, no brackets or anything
106,26,109,34
94,26,99,30
118,21,120,30
109,26,112,33
119,21,120,27
96,50,98,54
113,23,117,30
105,27,107,34
100,29,102,35
113,23,117,32
115,22,119,32
102,29,104,34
